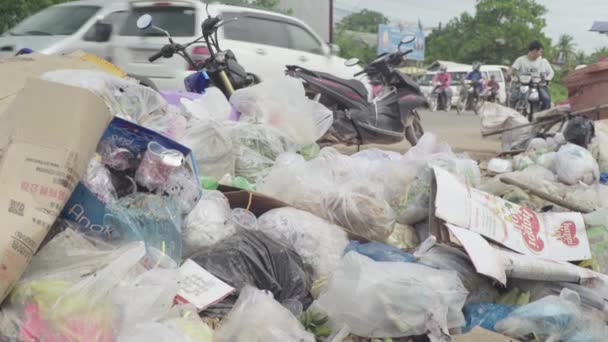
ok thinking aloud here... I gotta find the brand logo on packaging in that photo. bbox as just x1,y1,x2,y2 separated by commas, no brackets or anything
554,221,580,247
511,207,544,252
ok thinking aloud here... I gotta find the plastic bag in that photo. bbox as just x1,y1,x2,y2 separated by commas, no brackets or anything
537,151,557,172
104,193,183,264
463,303,519,333
344,241,416,263
316,252,468,339
352,148,403,161
230,76,333,146
181,87,232,122
180,120,235,180
479,103,531,151
588,129,608,173
183,191,233,256
488,158,513,174
495,288,608,341
190,230,312,316
83,156,118,204
157,165,201,215
564,116,595,148
215,286,315,342
555,143,599,185
257,208,349,280
386,223,420,250
140,107,188,140
41,69,168,123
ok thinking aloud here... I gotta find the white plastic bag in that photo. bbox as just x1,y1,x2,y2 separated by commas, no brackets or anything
315,252,468,339
589,129,608,173
230,76,333,145
257,208,349,280
479,102,531,151
179,120,235,180
183,191,234,256
488,158,513,174
181,87,231,122
537,151,557,172
214,286,315,342
555,143,599,185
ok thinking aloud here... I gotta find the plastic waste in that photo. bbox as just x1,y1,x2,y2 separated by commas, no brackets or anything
180,120,235,180
135,141,185,191
257,208,349,280
564,116,595,148
479,103,531,151
463,303,518,333
104,193,183,264
230,208,257,230
190,230,313,316
344,241,416,263
352,147,403,161
183,191,233,256
180,87,231,122
316,252,468,339
160,90,202,107
555,143,600,185
487,158,513,174
386,223,420,250
495,288,608,341
512,154,534,171
589,129,608,173
214,286,315,342
537,151,557,172
83,156,118,204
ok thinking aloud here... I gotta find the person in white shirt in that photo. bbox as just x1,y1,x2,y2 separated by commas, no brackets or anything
509,40,554,110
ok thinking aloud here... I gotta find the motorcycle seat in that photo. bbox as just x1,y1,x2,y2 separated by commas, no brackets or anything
314,71,369,99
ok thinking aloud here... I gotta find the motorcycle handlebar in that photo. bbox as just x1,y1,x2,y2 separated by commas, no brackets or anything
354,69,367,77
148,50,164,63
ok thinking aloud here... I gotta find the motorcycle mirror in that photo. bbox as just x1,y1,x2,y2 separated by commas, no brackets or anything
136,14,153,30
400,35,415,45
344,58,360,67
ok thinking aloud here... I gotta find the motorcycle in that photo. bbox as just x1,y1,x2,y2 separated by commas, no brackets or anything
456,79,483,115
286,37,426,147
136,5,257,98
429,81,450,112
514,74,546,121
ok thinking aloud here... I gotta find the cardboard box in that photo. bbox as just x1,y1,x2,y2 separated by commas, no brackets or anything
218,184,289,217
60,117,199,234
0,79,112,301
431,166,591,262
454,327,519,342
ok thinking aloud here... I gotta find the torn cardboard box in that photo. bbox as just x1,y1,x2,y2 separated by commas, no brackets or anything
431,166,591,262
0,79,112,302
454,327,520,342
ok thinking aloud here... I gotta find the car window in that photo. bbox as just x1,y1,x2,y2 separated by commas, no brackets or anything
452,72,467,83
9,5,100,36
419,74,434,86
223,14,290,49
120,7,195,37
286,24,323,55
83,11,128,41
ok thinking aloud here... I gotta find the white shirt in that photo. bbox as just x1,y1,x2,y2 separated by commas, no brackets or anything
512,55,554,81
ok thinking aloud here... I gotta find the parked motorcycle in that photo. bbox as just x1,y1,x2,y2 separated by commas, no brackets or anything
286,37,426,147
136,6,257,98
456,79,483,115
514,74,546,121
429,81,450,112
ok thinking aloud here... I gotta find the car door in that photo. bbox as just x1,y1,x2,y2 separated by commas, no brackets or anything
284,22,327,69
79,10,128,61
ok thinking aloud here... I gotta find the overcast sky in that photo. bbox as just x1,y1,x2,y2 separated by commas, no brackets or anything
344,0,608,53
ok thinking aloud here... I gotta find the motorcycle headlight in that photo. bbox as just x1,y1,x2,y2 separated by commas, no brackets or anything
529,92,540,101
520,86,529,93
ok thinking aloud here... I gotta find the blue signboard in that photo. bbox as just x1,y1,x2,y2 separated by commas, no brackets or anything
377,23,425,61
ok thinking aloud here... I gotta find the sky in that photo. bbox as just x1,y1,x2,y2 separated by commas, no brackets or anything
336,0,608,53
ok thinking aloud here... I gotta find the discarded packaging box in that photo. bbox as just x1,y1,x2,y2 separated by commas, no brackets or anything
454,327,519,342
60,117,199,235
0,79,112,302
218,184,289,217
430,166,591,262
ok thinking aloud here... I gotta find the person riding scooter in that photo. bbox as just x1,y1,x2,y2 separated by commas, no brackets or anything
431,65,452,110
509,40,554,110
465,62,484,95
487,75,500,102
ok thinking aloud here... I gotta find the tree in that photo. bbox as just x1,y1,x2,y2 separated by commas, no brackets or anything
334,29,377,63
337,9,388,34
0,0,73,33
425,0,551,65
555,34,576,67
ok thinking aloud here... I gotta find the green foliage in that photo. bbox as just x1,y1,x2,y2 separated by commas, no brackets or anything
337,9,388,34
334,29,377,64
0,0,73,33
425,0,550,65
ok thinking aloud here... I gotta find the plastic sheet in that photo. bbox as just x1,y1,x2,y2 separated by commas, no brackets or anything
315,252,468,339
183,191,233,257
104,194,183,264
190,230,312,316
257,208,349,280
179,120,235,180
230,76,333,146
555,143,600,185
344,241,416,263
215,286,315,342
495,289,608,341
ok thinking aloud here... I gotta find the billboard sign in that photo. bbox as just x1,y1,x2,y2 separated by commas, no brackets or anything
377,23,425,61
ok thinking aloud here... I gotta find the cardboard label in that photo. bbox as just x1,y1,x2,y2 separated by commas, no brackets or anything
0,79,112,301
433,166,591,261
175,259,235,312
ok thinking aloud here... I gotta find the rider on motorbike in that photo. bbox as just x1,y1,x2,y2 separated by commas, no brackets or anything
487,75,500,102
465,62,484,95
432,65,452,110
509,40,554,110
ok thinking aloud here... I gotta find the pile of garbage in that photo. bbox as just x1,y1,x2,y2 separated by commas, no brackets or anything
2,56,608,342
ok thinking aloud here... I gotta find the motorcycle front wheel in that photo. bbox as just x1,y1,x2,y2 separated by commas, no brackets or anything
456,98,466,115
405,113,424,146
429,96,438,112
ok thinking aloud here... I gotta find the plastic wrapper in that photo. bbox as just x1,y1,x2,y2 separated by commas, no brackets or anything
183,191,233,256
104,194,183,264
344,241,416,263
41,69,168,123
215,286,315,342
230,76,333,145
488,158,513,174
495,288,608,341
463,303,519,333
257,208,349,280
386,223,420,250
157,166,201,215
179,120,235,180
181,87,231,122
83,156,118,204
190,230,313,316
315,252,468,339
556,143,600,185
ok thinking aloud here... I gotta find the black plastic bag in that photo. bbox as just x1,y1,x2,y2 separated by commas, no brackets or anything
564,116,595,148
191,230,313,316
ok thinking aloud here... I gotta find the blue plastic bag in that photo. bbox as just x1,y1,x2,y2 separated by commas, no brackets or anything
344,241,415,263
463,303,518,333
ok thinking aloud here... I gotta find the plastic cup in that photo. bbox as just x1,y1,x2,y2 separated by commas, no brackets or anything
231,208,257,231
135,141,184,191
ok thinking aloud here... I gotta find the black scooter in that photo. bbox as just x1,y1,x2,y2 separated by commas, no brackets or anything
286,37,426,147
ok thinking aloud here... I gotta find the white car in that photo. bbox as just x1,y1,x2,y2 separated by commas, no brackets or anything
112,1,362,90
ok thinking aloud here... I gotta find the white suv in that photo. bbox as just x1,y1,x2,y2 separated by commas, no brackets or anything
112,1,362,90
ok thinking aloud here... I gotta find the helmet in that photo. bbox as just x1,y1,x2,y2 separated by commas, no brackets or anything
472,62,482,71
439,65,447,72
